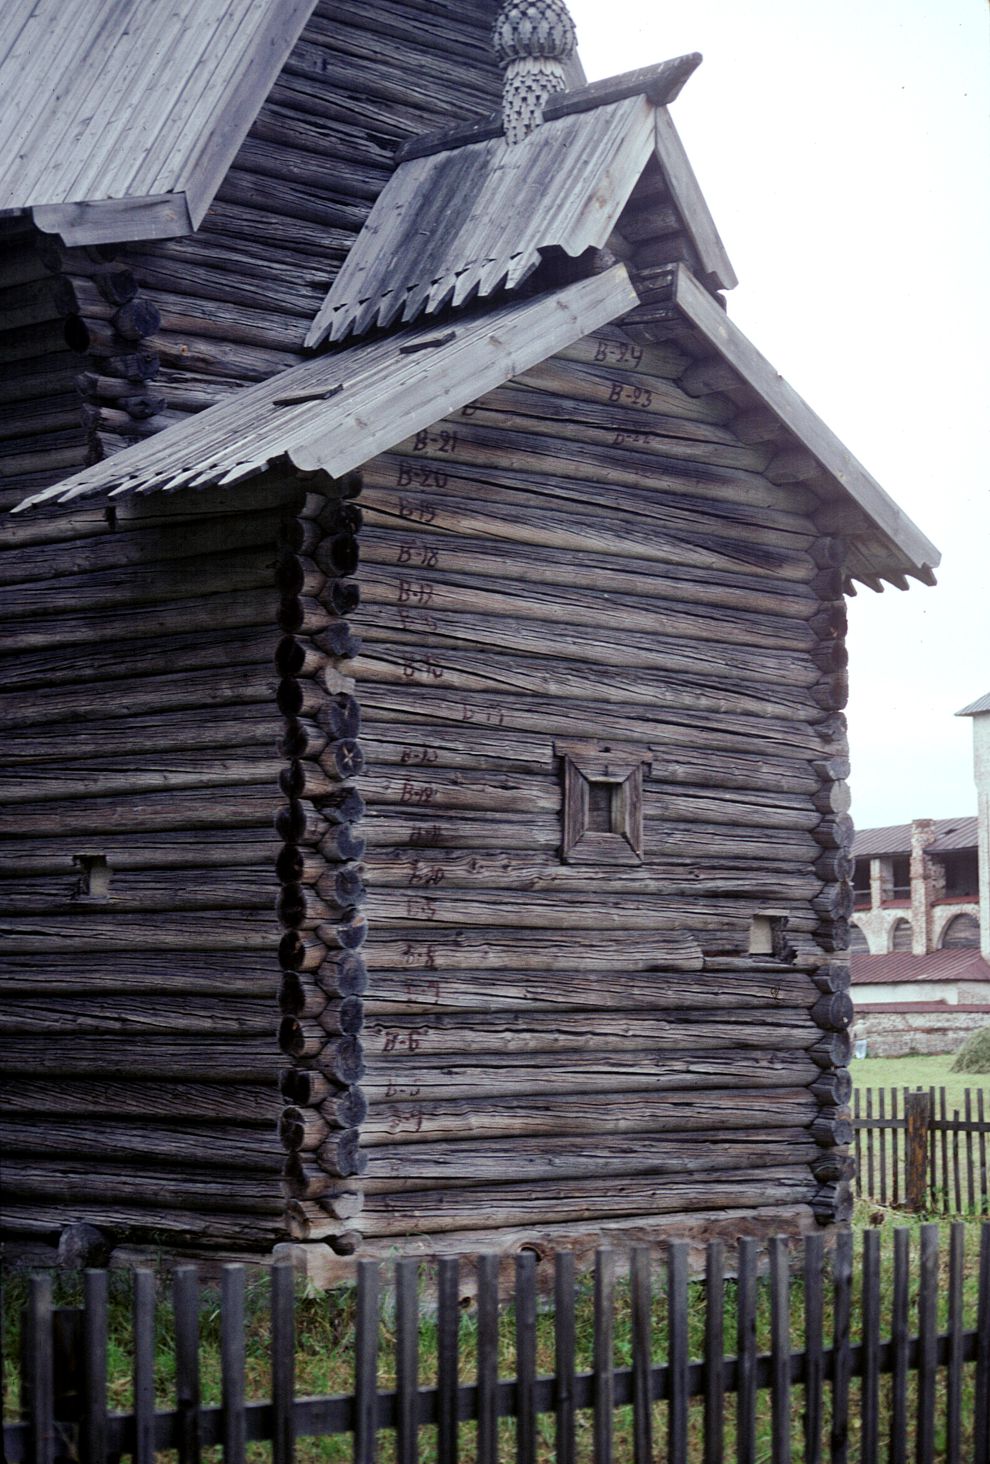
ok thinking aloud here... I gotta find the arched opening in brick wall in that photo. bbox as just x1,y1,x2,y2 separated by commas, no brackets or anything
891,919,913,952
940,912,980,949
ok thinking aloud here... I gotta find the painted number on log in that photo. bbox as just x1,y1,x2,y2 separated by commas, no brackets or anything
397,544,439,568
397,579,435,605
594,339,644,367
608,382,653,408
396,462,447,488
413,430,458,454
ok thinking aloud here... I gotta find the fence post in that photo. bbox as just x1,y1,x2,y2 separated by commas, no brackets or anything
904,1091,931,1212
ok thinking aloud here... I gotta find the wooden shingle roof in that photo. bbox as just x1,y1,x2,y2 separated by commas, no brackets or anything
0,0,317,245
305,56,735,347
16,268,638,505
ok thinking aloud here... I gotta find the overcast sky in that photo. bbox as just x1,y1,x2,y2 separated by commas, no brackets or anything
568,0,990,829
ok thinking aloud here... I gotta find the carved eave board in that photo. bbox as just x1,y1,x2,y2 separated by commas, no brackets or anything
305,55,736,347
0,0,317,245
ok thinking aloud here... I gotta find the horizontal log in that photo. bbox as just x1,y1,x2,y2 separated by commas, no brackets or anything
2,1159,283,1214
360,848,820,902
277,1025,365,1083
810,991,854,1031
359,1009,813,1061
0,1036,280,1080
274,791,365,843
359,531,819,626
360,1129,818,1185
356,1169,815,1236
0,1078,279,1123
0,1119,282,1171
366,890,816,932
359,1050,817,1103
0,909,279,954
0,1198,283,1245
361,966,813,1014
1,548,278,624
808,1031,854,1069
316,1129,367,1178
809,1110,854,1148
0,993,277,1036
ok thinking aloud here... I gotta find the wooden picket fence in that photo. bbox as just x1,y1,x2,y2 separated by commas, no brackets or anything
853,1087,990,1213
4,1223,990,1464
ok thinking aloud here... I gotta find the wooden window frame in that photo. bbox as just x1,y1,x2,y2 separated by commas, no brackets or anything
555,740,650,865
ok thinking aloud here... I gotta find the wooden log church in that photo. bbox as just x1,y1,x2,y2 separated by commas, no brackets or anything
0,0,940,1269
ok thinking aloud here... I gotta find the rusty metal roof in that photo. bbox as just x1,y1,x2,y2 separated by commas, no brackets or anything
16,267,638,508
850,950,990,985
853,817,977,858
0,0,316,245
305,55,735,347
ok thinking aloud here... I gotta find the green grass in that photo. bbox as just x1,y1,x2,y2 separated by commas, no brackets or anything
3,1214,987,1462
850,1052,989,1111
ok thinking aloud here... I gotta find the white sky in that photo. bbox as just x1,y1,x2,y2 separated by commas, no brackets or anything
568,0,990,829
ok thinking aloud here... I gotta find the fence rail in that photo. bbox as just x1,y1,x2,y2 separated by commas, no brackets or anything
4,1223,990,1464
853,1086,989,1213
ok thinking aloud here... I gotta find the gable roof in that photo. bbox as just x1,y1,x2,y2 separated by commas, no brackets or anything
305,56,735,347
0,0,317,246
659,266,940,589
16,267,639,507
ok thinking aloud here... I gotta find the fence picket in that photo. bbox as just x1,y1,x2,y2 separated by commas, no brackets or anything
476,1252,499,1464
554,1250,576,1464
355,1260,380,1464
891,1087,900,1207
515,1252,537,1464
866,1088,875,1200
436,1257,459,1464
853,1090,863,1195
946,1221,964,1464
803,1232,824,1464
396,1259,419,1464
768,1236,790,1464
980,1090,989,1213
736,1236,758,1464
859,1230,880,1464
25,1274,54,1464
829,1227,852,1464
220,1265,246,1464
173,1266,201,1464
82,1269,108,1464
271,1262,295,1464
668,1241,690,1464
975,1223,990,1464
629,1246,653,1464
889,1228,910,1464
703,1239,725,1464
878,1088,888,1206
133,1269,156,1464
965,1090,976,1212
593,1248,615,1464
916,1224,939,1464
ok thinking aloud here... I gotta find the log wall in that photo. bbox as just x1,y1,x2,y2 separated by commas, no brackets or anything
0,478,310,1249
329,322,854,1256
0,2,503,505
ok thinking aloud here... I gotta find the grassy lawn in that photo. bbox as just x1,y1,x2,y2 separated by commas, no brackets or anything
849,1052,989,1110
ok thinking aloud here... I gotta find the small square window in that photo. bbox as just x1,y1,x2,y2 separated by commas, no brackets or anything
555,741,650,865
